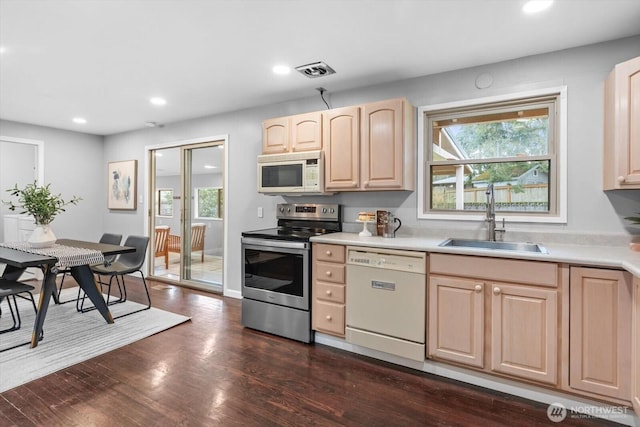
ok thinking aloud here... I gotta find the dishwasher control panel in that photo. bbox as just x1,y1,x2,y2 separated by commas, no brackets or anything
346,246,426,274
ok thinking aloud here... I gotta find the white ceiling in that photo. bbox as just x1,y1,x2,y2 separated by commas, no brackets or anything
1,0,639,136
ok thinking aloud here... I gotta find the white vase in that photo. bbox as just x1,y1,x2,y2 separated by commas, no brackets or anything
28,224,57,248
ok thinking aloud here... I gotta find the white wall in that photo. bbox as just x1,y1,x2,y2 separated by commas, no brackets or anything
0,120,104,241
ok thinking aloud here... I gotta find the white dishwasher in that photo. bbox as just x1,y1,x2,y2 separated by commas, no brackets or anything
345,246,426,362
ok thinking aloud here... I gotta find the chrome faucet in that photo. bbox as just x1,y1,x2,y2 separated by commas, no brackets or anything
485,183,505,241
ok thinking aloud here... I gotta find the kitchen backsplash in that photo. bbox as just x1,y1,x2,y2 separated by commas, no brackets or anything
341,220,635,247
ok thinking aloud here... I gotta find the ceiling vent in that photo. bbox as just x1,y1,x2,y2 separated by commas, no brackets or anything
295,61,336,78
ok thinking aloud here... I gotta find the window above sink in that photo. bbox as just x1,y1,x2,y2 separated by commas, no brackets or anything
417,86,567,224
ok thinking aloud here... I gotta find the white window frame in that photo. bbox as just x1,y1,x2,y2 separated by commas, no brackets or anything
417,86,567,223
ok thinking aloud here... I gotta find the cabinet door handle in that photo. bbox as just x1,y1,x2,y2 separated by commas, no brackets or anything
326,315,332,321
475,285,483,292
493,287,501,295
326,290,332,296
617,175,626,183
326,271,332,277
325,250,332,256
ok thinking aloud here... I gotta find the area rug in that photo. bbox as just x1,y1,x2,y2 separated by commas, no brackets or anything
0,288,190,393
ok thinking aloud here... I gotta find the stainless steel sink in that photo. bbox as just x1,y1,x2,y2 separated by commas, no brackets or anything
438,238,548,254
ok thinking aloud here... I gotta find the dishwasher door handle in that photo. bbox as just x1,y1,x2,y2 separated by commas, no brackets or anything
371,280,395,291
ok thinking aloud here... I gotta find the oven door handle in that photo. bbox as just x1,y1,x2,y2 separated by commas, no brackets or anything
241,237,310,250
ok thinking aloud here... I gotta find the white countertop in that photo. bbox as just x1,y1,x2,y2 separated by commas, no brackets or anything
310,232,640,277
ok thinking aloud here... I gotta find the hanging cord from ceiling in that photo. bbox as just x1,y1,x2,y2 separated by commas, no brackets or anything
316,87,330,109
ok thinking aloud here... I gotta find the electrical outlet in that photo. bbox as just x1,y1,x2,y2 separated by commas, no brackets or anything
258,207,263,218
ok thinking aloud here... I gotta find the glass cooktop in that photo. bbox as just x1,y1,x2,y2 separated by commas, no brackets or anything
241,227,333,242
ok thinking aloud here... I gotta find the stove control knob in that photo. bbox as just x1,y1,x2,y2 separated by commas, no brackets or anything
279,207,285,213
330,208,335,213
322,208,327,213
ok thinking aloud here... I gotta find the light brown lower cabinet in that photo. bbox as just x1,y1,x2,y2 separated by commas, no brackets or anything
569,267,632,401
490,283,557,384
312,244,346,337
633,275,640,413
428,254,559,385
428,275,484,368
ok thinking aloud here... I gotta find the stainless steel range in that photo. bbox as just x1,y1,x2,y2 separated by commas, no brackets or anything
241,203,341,343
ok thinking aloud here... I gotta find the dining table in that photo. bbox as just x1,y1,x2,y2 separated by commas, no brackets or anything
0,238,135,348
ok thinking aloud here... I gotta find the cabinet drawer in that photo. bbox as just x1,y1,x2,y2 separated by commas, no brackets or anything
315,281,345,304
315,244,345,263
430,253,557,288
315,262,345,284
313,301,345,336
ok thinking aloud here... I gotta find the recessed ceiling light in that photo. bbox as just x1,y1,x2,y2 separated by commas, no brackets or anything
522,0,553,14
204,165,217,169
149,97,167,106
72,117,87,124
272,65,291,75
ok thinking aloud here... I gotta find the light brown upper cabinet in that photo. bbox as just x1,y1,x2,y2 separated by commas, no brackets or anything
324,98,415,192
262,98,416,191
262,116,289,154
361,98,415,190
603,55,640,190
323,106,361,190
262,111,323,154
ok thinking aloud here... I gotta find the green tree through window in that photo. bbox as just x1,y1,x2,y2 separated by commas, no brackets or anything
196,187,223,219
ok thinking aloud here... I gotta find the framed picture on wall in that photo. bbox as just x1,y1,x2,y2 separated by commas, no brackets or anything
108,160,137,210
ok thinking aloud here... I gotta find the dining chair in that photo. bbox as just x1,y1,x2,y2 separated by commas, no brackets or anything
0,279,38,334
154,226,170,269
167,223,206,262
81,235,151,319
57,232,122,304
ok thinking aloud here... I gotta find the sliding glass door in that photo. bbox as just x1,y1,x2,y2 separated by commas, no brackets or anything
149,140,224,293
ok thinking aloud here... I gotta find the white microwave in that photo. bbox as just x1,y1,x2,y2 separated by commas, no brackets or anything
257,150,328,195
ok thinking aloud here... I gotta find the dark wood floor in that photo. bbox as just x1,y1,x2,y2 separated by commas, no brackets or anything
0,276,616,426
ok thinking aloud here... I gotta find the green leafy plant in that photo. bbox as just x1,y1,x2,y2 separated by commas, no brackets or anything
4,182,81,225
626,214,640,225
